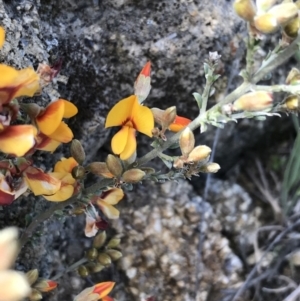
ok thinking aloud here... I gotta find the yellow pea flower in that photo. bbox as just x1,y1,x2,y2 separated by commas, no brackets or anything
0,65,40,109
43,157,78,202
35,99,78,150
105,95,154,160
0,125,37,157
0,27,5,49
23,157,78,202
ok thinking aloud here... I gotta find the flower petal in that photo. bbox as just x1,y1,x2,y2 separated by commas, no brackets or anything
119,127,136,160
131,98,154,137
111,126,129,155
35,134,61,152
23,166,61,196
0,227,18,270
85,215,99,237
36,99,65,135
13,68,40,99
0,27,5,49
101,188,124,205
47,121,73,143
168,115,191,132
97,200,120,219
0,174,14,205
49,172,76,185
0,125,37,157
54,157,78,173
61,99,78,118
0,270,31,301
43,182,74,202
105,95,136,128
93,282,115,298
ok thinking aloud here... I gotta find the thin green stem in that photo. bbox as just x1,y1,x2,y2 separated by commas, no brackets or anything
52,257,88,281
252,84,300,94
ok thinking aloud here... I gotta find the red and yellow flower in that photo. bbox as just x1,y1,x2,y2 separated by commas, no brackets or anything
105,95,154,160
0,125,37,157
24,157,79,202
35,99,78,152
93,188,124,219
74,282,115,301
0,64,40,110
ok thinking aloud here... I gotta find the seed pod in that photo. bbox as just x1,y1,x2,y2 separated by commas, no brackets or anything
283,95,299,110
86,247,98,261
71,165,86,179
29,289,43,301
162,106,177,130
201,162,221,173
70,139,85,165
173,158,184,169
233,91,273,111
187,146,211,163
97,253,112,266
20,103,42,119
122,169,145,183
254,13,279,34
284,17,300,39
256,0,277,12
106,249,123,261
106,154,123,177
233,0,256,22
179,127,195,157
26,269,39,286
78,265,89,277
106,237,121,249
268,3,298,25
90,263,105,273
86,162,114,178
286,68,300,85
93,231,107,249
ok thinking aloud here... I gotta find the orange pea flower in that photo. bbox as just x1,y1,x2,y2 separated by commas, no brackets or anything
34,279,57,292
105,95,154,160
0,64,40,109
0,125,37,157
168,115,191,132
94,188,124,219
35,99,78,151
74,282,115,301
0,27,5,49
24,157,78,202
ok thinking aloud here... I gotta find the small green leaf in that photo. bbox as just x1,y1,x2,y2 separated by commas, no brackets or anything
193,92,202,109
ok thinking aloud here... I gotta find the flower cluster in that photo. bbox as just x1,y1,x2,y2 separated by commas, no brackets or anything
233,0,299,38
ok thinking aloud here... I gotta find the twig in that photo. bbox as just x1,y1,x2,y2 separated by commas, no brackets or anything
252,225,284,272
231,220,300,301
283,285,300,301
52,257,88,281
262,275,297,294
